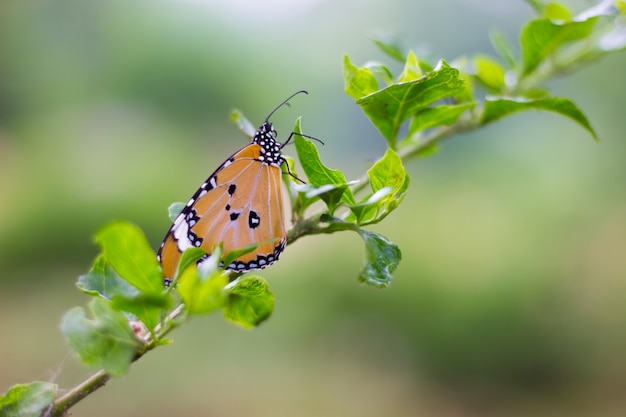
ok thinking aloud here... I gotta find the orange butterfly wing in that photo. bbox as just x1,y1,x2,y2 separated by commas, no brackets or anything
158,124,287,281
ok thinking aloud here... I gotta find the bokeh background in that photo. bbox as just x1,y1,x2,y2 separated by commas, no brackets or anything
2,0,626,416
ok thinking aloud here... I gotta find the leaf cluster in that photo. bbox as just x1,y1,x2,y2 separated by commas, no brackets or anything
345,0,625,155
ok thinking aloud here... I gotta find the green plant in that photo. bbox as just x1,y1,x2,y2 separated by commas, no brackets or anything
2,1,624,415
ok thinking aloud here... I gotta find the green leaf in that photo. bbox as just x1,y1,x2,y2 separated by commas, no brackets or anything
293,118,356,205
408,103,474,136
61,298,143,377
79,255,170,331
173,247,207,283
224,276,274,328
489,30,517,68
292,182,355,214
222,240,280,269
343,55,379,99
346,188,392,225
230,109,256,137
177,260,228,315
525,0,546,14
473,55,506,92
348,148,410,225
482,96,598,141
520,17,598,75
110,292,172,331
168,202,186,222
195,244,222,278
542,2,572,20
371,32,406,62
281,155,301,212
355,229,401,288
77,255,140,300
95,221,163,295
0,382,57,417
364,61,395,85
398,50,422,82
355,60,465,145
368,148,408,195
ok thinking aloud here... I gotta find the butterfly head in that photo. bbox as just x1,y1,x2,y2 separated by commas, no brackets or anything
253,121,284,167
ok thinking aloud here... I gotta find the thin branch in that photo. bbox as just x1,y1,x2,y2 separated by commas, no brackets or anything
50,371,110,417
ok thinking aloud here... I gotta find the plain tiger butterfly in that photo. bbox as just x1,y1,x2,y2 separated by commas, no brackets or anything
157,90,311,284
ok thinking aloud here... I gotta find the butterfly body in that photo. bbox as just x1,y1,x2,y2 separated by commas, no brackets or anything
158,121,288,281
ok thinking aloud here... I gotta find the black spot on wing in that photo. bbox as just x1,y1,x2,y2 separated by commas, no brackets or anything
248,210,260,229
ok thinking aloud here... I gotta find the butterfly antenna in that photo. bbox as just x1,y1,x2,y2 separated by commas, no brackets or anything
265,90,308,122
281,132,325,148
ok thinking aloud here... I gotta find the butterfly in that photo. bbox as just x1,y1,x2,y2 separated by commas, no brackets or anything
157,90,310,284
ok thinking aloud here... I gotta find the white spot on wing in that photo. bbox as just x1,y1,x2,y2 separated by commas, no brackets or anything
172,214,193,251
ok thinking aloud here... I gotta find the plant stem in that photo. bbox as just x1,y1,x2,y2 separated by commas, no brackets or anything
288,214,358,245
51,370,110,417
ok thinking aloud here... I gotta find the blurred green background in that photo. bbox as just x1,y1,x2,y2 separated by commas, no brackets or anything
2,0,626,416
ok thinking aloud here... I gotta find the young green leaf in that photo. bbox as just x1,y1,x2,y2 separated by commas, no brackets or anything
346,188,391,225
224,276,274,328
408,103,474,136
77,255,140,301
222,240,280,270
348,148,410,225
343,55,380,99
473,55,506,92
173,247,207,283
368,148,409,195
520,17,598,75
177,262,228,315
168,202,186,222
371,32,406,63
542,2,572,20
489,30,517,69
230,109,256,137
281,155,304,216
110,292,172,331
61,298,143,377
365,61,395,85
0,381,57,417
355,60,465,145
79,255,171,331
355,229,402,288
293,118,356,205
95,221,163,295
525,0,546,14
292,182,355,214
398,50,422,82
482,96,598,141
